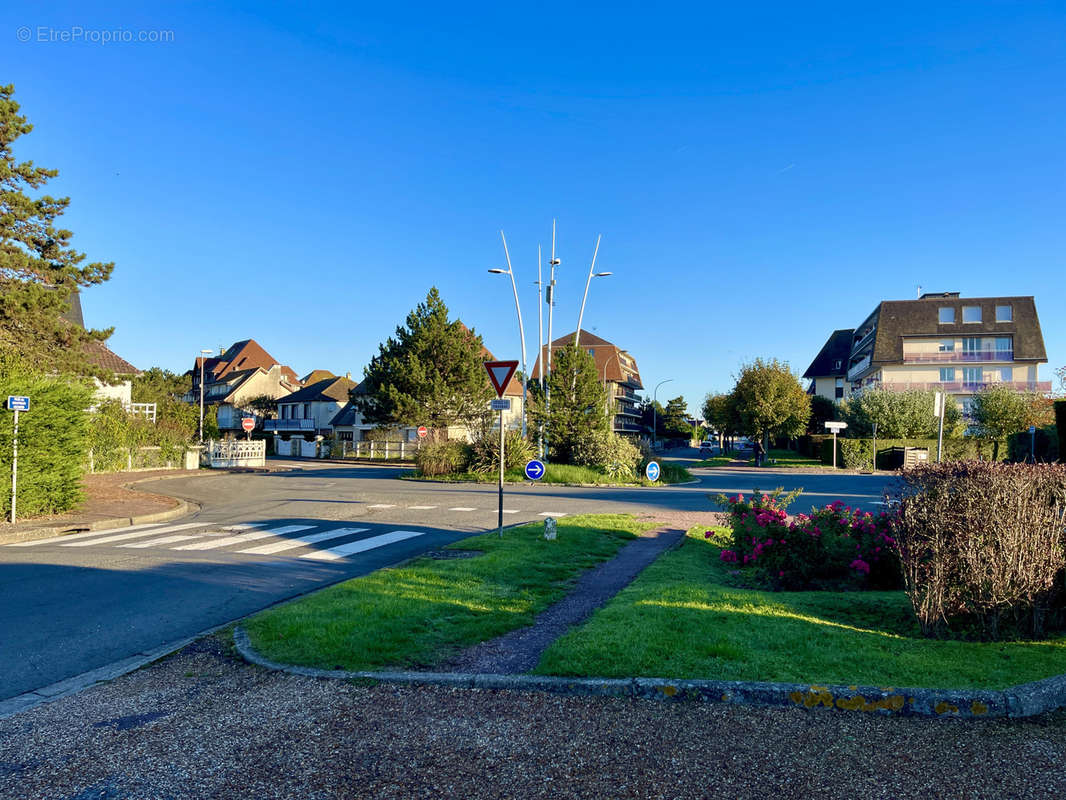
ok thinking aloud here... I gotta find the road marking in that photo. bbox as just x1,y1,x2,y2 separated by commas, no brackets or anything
502,509,520,514
238,527,369,555
172,525,314,551
301,529,425,562
367,504,396,509
118,534,201,549
448,507,477,512
7,522,167,547
538,512,568,518
408,505,437,510
61,522,208,547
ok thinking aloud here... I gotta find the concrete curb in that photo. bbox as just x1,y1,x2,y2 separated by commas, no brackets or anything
232,627,1066,720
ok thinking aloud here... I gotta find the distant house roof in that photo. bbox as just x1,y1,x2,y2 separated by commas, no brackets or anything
193,339,300,386
529,329,644,390
280,376,358,405
301,369,336,384
803,329,854,379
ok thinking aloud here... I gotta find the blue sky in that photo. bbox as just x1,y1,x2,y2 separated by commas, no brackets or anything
5,1,1065,412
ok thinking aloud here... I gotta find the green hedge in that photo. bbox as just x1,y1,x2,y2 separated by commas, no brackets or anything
1008,426,1059,463
822,437,1006,469
0,355,92,517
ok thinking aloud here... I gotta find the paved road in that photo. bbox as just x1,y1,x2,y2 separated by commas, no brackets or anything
0,458,897,701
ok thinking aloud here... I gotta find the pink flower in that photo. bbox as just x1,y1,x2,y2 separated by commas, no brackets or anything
850,559,871,575
704,531,713,539
779,570,784,577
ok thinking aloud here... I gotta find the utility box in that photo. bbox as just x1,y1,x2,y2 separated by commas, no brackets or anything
889,446,929,470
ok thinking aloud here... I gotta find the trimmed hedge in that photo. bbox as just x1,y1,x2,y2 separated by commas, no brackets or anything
1008,426,1059,463
823,437,1005,469
0,355,92,517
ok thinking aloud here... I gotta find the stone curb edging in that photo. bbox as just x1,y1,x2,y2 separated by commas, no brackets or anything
232,627,1066,720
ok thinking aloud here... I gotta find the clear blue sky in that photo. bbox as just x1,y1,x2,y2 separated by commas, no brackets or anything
5,1,1065,412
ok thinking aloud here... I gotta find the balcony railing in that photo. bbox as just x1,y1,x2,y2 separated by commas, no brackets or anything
847,355,871,382
902,350,1013,363
263,419,315,432
876,381,1051,393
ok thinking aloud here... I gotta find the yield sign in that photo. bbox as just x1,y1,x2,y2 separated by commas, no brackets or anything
484,360,519,398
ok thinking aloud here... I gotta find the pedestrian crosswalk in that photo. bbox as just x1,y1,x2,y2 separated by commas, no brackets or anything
5,504,573,561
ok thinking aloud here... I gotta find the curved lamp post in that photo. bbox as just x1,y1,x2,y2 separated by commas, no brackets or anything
651,378,673,450
573,234,611,345
488,230,528,439
198,348,213,443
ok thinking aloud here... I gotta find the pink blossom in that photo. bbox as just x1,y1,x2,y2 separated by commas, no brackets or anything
850,559,871,575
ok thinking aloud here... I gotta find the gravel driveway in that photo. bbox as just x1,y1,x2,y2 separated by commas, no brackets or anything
1,636,1064,799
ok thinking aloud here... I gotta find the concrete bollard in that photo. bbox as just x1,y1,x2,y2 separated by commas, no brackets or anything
544,517,557,541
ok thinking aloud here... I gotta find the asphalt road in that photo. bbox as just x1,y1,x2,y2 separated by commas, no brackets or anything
0,457,897,701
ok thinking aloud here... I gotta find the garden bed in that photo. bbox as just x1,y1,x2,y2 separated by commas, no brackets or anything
534,527,1066,690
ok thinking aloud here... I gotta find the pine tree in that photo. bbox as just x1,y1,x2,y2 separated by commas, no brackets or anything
0,84,114,375
528,344,610,463
357,288,493,431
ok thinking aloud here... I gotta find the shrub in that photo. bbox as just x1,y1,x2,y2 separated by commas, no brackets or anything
572,430,642,479
895,462,1066,639
838,438,873,471
468,428,534,475
711,489,901,590
415,439,471,476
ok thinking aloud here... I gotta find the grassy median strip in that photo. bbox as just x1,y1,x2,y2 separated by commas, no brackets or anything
244,514,657,671
402,463,692,486
535,528,1066,690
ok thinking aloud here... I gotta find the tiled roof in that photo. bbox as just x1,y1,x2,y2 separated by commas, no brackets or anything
280,376,358,405
530,329,643,390
83,341,140,376
803,329,854,379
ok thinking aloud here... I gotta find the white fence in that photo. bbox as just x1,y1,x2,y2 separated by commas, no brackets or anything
88,445,191,473
338,440,417,461
209,439,266,468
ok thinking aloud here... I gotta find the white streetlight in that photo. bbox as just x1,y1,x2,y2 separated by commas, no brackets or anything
545,220,560,455
573,234,610,346
651,378,673,451
488,230,528,439
198,348,213,443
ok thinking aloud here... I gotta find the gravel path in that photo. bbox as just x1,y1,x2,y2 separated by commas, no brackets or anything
1,638,1064,799
439,527,685,674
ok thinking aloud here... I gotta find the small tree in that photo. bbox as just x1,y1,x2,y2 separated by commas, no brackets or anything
702,392,739,447
661,396,690,439
528,344,610,464
357,288,493,434
730,359,810,448
971,385,1031,460
839,388,961,439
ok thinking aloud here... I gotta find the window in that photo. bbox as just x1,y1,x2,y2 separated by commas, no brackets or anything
834,378,844,400
995,336,1012,353
962,367,982,386
962,337,981,353
303,403,312,419
938,339,955,352
281,405,290,419
1000,368,1012,383
938,307,955,324
939,368,955,382
833,360,842,371
962,306,982,323
996,305,1012,322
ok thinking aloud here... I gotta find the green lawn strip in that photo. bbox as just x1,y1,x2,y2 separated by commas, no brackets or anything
401,463,692,486
535,527,1066,690
244,514,659,671
751,448,828,469
690,456,734,468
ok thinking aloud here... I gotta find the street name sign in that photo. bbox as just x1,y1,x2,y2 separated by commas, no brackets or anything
241,417,255,432
484,360,519,398
824,421,847,432
645,461,661,482
6,396,29,412
490,398,511,411
525,459,545,481
417,426,428,439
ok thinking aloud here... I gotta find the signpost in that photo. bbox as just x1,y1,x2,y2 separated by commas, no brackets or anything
871,421,878,472
933,391,946,463
241,417,255,440
1030,424,1037,463
824,421,847,469
484,360,519,536
524,459,545,481
645,460,661,482
7,396,29,524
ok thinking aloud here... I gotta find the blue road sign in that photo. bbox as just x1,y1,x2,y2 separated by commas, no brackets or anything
524,459,545,481
6,396,29,412
645,460,660,481
1029,425,1036,434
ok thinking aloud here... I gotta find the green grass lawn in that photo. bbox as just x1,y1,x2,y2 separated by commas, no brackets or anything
243,514,658,671
690,455,735,468
403,462,691,486
751,448,829,469
534,527,1066,690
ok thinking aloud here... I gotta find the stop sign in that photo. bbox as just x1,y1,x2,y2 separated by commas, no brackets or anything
241,417,255,432
417,426,428,439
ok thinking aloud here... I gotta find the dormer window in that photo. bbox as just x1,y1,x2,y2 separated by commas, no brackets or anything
962,306,982,323
833,360,842,371
938,307,955,324
996,305,1012,322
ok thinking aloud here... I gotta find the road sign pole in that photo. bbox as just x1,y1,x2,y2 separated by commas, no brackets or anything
498,408,505,537
936,392,945,463
10,408,18,524
832,430,837,469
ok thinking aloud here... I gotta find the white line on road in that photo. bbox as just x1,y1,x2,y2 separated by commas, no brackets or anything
407,505,437,510
61,523,208,547
172,525,314,551
238,527,369,555
502,509,520,514
448,507,477,512
538,512,568,517
300,530,425,562
118,534,201,549
367,504,396,509
6,522,167,547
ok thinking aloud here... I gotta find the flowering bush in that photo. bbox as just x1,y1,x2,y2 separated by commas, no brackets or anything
711,489,901,590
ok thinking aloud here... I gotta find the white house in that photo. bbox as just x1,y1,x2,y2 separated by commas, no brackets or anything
264,375,358,457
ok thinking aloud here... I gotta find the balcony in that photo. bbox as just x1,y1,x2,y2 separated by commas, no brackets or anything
613,421,643,434
263,419,315,432
876,381,1051,393
847,355,871,382
902,350,1013,363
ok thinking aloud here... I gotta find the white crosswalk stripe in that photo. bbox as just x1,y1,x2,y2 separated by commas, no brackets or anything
502,509,520,514
6,522,166,547
118,534,201,549
301,530,425,562
448,507,477,512
238,527,369,555
538,512,568,517
61,522,209,547
172,525,313,551
367,504,395,509
408,505,437,510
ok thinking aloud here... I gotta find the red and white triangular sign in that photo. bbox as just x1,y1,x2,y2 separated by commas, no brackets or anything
484,360,519,398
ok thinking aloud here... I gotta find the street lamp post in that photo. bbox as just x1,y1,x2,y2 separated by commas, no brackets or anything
651,378,673,451
573,234,611,346
535,244,545,458
488,231,528,439
601,352,619,419
545,220,560,455
198,348,213,443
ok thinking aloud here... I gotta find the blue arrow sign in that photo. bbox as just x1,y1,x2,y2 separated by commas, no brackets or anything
524,459,545,481
6,396,29,412
645,460,661,482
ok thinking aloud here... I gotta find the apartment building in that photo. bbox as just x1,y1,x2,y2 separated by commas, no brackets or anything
803,329,855,402
530,330,644,435
839,292,1049,415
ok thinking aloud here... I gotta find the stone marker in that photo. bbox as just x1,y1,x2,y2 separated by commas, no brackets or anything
543,517,557,541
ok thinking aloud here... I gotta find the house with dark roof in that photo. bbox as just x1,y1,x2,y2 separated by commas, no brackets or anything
803,329,855,402
818,293,1049,417
530,330,644,435
264,375,359,457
